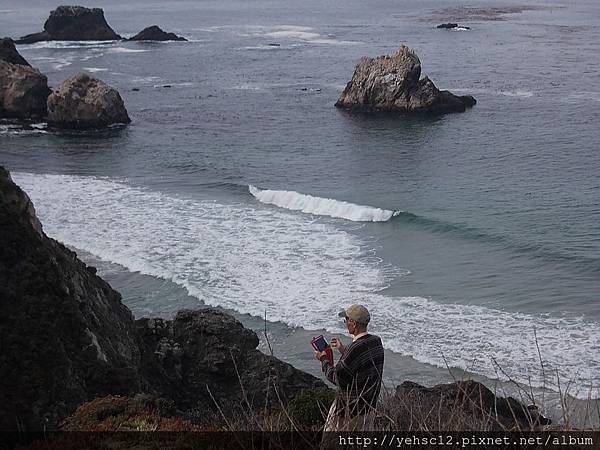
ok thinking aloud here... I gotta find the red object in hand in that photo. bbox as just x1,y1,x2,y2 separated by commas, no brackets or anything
311,335,334,365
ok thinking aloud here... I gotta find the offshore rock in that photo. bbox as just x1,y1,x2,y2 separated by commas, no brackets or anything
437,23,471,30
0,38,30,66
0,61,50,119
47,72,130,129
16,5,121,44
128,25,187,42
0,166,142,431
136,309,326,415
335,45,476,114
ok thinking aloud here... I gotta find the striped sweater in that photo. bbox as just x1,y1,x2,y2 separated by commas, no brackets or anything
321,333,384,417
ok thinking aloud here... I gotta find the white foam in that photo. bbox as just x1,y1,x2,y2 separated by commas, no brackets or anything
242,25,359,45
109,47,149,53
82,67,108,73
449,88,534,98
0,124,48,135
249,185,398,222
499,89,534,98
21,40,117,49
13,172,600,399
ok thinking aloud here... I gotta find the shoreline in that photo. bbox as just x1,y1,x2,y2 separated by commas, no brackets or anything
75,246,597,426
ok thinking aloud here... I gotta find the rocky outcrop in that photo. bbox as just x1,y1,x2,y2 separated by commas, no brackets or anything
387,380,551,430
437,23,471,30
128,25,187,42
47,73,130,129
0,167,142,431
0,61,50,119
0,166,324,430
136,309,325,415
0,38,30,66
335,45,476,114
16,5,121,44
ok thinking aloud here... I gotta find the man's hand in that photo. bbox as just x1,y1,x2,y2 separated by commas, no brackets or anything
314,351,327,362
330,337,345,354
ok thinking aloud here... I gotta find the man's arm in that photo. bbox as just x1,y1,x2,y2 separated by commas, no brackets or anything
320,347,354,386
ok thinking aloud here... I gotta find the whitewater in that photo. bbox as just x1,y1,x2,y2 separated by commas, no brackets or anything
249,185,400,222
13,172,600,399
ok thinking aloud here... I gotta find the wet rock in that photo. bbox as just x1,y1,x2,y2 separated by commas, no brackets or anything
335,45,476,115
128,25,187,42
16,5,121,44
0,60,50,119
47,72,130,129
0,38,30,66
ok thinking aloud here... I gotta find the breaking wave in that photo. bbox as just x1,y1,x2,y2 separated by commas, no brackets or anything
249,185,400,222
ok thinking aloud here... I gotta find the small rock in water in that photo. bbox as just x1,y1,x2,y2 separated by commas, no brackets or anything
128,25,187,42
436,23,470,30
267,43,281,47
132,87,140,91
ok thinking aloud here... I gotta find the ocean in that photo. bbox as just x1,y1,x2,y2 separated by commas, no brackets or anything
2,0,599,421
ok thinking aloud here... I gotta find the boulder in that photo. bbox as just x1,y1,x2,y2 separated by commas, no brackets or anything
16,5,121,44
0,167,142,431
335,45,476,114
47,73,130,129
0,38,30,66
128,25,187,42
385,380,551,430
0,61,50,119
136,309,326,416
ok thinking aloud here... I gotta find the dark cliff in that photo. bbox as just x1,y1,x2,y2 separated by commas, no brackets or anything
0,166,323,430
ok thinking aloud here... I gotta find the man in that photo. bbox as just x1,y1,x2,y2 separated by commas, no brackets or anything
314,304,384,432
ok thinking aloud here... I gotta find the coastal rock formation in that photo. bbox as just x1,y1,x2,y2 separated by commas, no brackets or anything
0,61,50,119
136,309,325,415
389,380,551,430
16,5,121,44
47,73,131,129
437,23,471,30
0,167,142,431
0,166,324,430
128,25,187,42
335,45,476,114
0,38,30,66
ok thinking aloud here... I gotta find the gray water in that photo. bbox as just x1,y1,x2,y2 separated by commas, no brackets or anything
2,0,600,420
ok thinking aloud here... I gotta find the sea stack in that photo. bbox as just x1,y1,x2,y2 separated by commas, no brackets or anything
128,25,187,42
335,45,476,115
16,5,121,44
47,73,131,129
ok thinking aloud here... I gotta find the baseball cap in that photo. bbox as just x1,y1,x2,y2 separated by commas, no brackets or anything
338,304,370,325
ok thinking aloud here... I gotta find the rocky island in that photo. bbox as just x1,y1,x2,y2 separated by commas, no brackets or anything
128,25,188,42
16,5,121,44
335,45,476,115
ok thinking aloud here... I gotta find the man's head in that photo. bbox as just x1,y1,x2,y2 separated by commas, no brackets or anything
338,304,370,335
